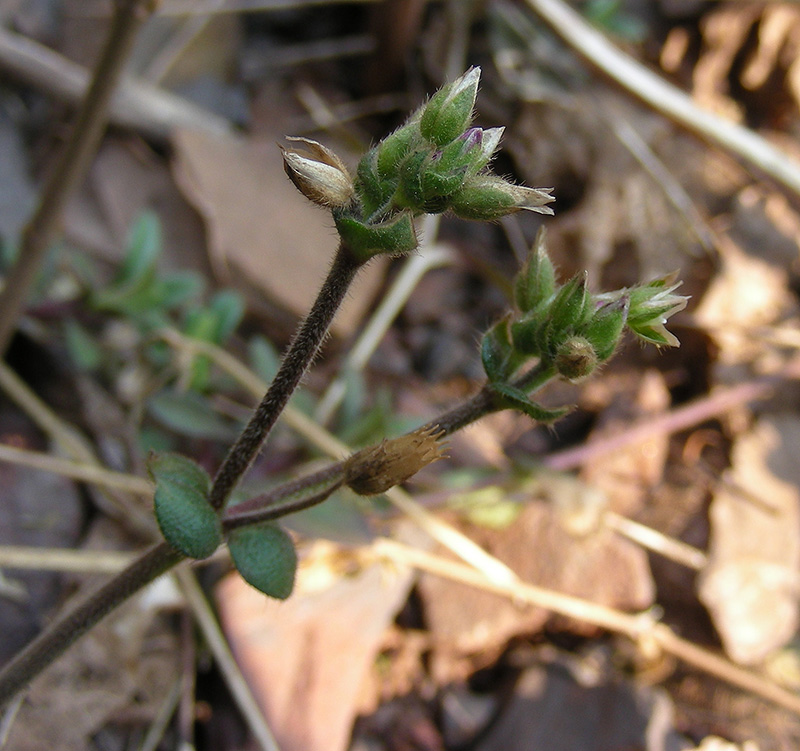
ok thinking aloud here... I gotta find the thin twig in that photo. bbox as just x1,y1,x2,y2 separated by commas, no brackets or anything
175,567,282,751
0,443,152,496
0,546,134,574
0,542,183,707
603,512,707,571
524,0,800,199
0,0,158,354
372,538,800,716
0,26,232,142
137,675,182,751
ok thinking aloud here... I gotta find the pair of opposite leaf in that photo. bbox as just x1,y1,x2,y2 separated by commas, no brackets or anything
149,452,296,600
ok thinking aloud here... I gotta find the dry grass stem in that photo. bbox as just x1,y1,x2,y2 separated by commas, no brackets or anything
372,538,800,716
525,0,800,199
0,443,152,496
0,546,134,574
175,567,282,751
604,512,707,571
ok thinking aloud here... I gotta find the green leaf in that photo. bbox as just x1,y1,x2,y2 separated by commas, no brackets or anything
148,389,237,441
490,381,570,423
248,335,280,383
209,290,245,342
148,452,220,559
159,272,205,309
119,211,162,287
64,319,103,371
228,523,297,600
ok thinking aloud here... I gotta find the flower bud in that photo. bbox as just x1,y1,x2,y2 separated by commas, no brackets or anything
376,121,420,179
626,273,688,347
281,136,355,208
583,297,628,361
344,426,448,496
555,336,598,380
420,67,481,147
449,175,554,220
514,228,556,313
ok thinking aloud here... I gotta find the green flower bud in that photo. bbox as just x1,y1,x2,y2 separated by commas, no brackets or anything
510,313,548,357
281,137,355,209
355,148,397,217
514,228,556,313
583,297,628,361
419,67,481,147
396,149,428,210
547,273,591,335
334,209,418,261
376,121,421,179
626,272,688,347
449,175,554,220
555,336,598,381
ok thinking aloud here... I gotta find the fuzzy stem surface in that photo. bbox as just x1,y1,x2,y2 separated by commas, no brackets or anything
0,541,182,707
208,244,361,510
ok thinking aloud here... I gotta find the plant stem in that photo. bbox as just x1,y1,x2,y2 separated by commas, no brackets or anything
0,360,559,705
208,244,362,510
0,541,182,707
0,0,156,356
222,362,559,529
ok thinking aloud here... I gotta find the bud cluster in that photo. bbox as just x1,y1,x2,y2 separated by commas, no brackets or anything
482,229,688,389
281,67,555,262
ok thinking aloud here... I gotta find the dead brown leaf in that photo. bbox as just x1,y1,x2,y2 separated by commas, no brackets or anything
171,128,385,338
216,541,416,751
418,493,655,681
698,416,800,665
580,369,672,518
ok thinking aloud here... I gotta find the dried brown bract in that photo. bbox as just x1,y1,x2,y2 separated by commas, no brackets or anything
344,426,448,496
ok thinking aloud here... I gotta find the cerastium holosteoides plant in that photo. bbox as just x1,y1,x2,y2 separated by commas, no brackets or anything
0,67,687,706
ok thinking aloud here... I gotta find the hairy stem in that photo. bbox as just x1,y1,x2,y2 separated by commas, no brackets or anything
0,0,156,355
0,357,558,705
208,244,361,511
222,362,558,529
0,541,182,707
